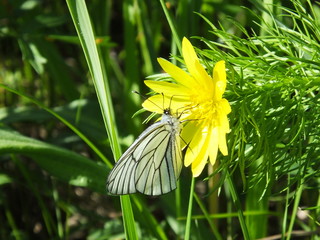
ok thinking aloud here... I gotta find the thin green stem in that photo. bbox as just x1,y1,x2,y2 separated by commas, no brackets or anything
286,184,304,240
226,171,250,240
175,180,182,236
193,193,223,240
184,177,195,240
4,198,21,240
159,0,182,54
282,178,290,238
52,180,64,239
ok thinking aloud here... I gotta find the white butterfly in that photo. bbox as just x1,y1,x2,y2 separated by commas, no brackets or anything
106,108,182,196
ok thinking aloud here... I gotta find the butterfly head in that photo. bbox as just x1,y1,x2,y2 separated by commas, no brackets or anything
163,108,172,116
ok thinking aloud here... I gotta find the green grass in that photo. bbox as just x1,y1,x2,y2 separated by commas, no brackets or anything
0,0,319,239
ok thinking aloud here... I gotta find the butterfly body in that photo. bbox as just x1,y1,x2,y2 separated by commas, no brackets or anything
107,109,182,196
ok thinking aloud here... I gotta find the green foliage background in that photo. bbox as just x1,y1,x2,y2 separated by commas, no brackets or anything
0,0,319,239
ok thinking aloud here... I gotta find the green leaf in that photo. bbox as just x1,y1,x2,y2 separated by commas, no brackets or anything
0,127,107,193
0,99,107,144
0,173,12,185
18,38,47,74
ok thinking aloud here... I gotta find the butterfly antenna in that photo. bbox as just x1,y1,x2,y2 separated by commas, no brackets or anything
161,92,165,110
132,90,163,112
169,94,174,110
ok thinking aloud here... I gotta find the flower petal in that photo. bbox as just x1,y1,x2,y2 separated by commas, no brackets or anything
191,131,211,177
180,121,196,149
218,127,228,156
182,38,213,90
220,98,232,115
218,113,230,134
157,58,197,88
213,61,226,100
208,127,219,165
192,153,208,177
142,94,192,115
142,95,164,114
184,124,208,167
144,80,191,97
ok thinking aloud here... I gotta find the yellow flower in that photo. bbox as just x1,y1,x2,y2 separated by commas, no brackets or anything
142,37,231,177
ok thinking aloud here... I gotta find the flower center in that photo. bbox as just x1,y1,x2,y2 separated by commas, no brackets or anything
189,96,220,127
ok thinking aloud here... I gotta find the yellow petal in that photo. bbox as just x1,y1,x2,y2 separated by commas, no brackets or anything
220,98,231,115
142,94,192,116
213,61,226,100
182,38,212,90
208,127,219,165
218,128,228,156
142,95,164,114
144,80,191,97
184,124,208,167
180,121,194,148
191,152,208,177
157,58,198,88
191,131,211,177
219,113,230,134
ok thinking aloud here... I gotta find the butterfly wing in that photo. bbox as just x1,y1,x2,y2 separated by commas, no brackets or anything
106,114,182,196
106,121,164,195
135,119,182,195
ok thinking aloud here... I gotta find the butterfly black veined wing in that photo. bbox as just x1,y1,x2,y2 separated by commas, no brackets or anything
106,109,182,196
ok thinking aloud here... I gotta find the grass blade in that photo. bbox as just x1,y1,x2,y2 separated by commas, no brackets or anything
0,83,112,168
0,127,108,193
65,1,138,239
159,0,182,54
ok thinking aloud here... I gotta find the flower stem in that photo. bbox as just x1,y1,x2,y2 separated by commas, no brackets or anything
226,171,250,239
185,177,195,240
